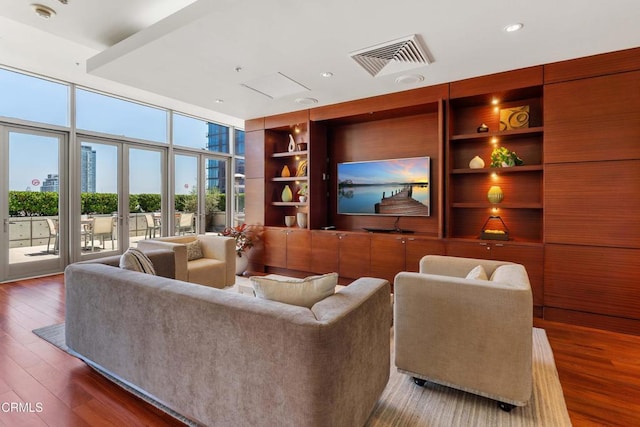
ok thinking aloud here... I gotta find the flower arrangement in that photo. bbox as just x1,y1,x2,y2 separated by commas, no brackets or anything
490,146,524,168
220,223,262,257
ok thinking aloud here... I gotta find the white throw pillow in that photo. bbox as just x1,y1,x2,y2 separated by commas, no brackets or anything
251,273,338,308
120,248,157,275
466,265,488,281
489,264,522,284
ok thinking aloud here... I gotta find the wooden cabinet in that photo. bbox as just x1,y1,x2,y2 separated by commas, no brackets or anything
447,72,544,243
370,234,444,284
446,239,544,314
310,231,370,280
263,227,310,272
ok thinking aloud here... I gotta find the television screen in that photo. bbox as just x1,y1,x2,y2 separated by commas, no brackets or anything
337,156,430,216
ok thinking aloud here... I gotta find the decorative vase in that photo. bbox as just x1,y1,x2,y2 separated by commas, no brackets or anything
284,215,296,227
235,251,250,276
469,156,485,169
299,195,307,203
288,134,296,152
487,186,504,204
296,212,307,228
281,185,293,202
281,165,291,177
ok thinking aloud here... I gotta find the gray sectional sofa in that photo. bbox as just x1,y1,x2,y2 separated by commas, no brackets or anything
65,254,391,427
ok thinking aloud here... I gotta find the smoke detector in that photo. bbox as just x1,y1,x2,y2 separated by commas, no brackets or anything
350,35,432,77
31,4,56,19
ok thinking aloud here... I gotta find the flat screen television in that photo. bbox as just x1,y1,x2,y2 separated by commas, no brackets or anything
337,156,430,216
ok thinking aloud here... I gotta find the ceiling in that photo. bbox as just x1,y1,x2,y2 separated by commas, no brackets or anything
1,0,639,124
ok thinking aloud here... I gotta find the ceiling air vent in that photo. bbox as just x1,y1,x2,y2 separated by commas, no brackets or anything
350,35,432,77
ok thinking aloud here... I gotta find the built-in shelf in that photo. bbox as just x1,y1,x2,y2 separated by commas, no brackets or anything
272,202,308,207
450,126,544,141
272,150,308,158
451,165,543,174
451,202,543,209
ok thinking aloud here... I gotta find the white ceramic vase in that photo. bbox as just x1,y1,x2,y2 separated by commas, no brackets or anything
469,156,485,169
296,212,307,228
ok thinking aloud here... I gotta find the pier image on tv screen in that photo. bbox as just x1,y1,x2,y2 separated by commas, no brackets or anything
337,156,430,216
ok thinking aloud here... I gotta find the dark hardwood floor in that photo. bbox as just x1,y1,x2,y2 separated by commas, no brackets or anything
1,274,639,426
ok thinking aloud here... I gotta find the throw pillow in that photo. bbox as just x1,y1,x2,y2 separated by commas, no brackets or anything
251,273,338,308
120,247,157,275
490,264,522,284
186,240,203,261
466,265,488,280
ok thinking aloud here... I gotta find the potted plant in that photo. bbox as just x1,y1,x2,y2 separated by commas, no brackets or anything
298,183,308,203
220,223,263,275
490,146,524,168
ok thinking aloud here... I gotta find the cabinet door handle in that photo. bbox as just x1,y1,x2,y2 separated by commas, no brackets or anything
495,243,504,247
479,242,488,246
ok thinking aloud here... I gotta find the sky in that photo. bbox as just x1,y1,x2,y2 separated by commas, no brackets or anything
1,67,232,196
338,157,430,185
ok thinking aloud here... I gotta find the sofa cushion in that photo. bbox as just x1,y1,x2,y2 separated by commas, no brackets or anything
466,265,488,281
251,272,338,308
119,248,156,275
185,240,203,261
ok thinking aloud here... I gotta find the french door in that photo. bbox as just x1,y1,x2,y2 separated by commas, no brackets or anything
173,152,229,235
0,126,66,282
75,137,166,261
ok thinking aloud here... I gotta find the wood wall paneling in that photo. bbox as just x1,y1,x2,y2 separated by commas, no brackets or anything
544,47,640,84
545,71,640,164
244,130,265,179
545,244,640,321
449,66,543,99
545,161,640,248
309,84,448,122
244,117,265,131
244,178,264,226
404,238,446,271
543,307,640,336
329,112,441,234
264,110,309,130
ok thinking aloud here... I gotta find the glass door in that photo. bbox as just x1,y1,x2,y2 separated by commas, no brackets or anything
1,127,66,281
173,153,229,236
76,139,166,260
77,140,121,259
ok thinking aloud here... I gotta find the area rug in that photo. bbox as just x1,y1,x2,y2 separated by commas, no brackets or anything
33,325,571,426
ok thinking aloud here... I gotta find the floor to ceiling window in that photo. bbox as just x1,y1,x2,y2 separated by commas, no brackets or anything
0,66,243,281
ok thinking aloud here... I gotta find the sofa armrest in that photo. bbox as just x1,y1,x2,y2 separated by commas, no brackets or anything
137,240,188,281
419,254,512,278
198,235,235,286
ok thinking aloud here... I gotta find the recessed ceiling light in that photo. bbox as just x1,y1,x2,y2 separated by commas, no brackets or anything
395,74,425,85
31,4,56,19
321,72,333,78
295,97,318,105
504,23,524,32
214,99,224,103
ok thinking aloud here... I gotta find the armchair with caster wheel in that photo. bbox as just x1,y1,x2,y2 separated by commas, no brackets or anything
393,255,533,412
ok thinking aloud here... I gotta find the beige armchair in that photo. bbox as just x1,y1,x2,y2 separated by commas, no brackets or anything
394,255,533,411
137,234,235,288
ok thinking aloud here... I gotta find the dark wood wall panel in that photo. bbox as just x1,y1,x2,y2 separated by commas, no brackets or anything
310,84,448,122
244,178,264,227
545,161,640,248
244,117,265,131
545,71,640,164
450,66,543,98
245,130,265,179
264,110,309,130
545,244,640,320
329,112,441,234
544,47,640,84
543,307,640,336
